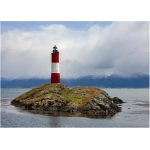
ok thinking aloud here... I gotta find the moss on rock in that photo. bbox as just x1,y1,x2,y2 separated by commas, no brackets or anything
11,83,123,118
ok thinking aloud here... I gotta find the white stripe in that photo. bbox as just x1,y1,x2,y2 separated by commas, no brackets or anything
51,63,60,73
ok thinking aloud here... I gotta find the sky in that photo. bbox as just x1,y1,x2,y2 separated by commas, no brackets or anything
1,21,149,79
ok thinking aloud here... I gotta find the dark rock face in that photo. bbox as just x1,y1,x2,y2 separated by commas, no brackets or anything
112,97,125,104
11,84,124,118
81,95,121,117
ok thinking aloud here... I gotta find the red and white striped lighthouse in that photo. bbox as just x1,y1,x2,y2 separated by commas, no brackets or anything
51,45,60,83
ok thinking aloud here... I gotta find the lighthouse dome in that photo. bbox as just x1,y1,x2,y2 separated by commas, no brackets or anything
53,45,59,53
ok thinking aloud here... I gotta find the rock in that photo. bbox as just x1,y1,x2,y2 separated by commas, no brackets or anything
112,97,124,104
11,83,123,118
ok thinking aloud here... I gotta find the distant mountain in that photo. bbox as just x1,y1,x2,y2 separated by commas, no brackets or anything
1,78,50,88
129,73,149,78
1,73,149,88
62,73,149,88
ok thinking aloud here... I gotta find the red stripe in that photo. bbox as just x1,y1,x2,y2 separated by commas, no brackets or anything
51,73,60,83
51,53,59,63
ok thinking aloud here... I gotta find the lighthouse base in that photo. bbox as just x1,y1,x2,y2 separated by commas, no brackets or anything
51,73,60,83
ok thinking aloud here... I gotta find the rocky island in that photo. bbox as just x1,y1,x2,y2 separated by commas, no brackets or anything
11,84,124,118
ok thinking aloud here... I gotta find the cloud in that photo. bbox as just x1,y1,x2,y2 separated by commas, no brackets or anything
1,22,149,79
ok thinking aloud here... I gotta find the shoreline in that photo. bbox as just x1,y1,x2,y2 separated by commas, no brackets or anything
1,98,149,118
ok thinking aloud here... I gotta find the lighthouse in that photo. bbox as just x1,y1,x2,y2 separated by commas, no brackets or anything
51,45,60,83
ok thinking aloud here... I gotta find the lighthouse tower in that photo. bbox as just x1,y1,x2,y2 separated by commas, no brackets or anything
51,45,60,83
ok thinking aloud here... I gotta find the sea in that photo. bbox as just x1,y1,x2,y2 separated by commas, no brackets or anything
0,87,149,128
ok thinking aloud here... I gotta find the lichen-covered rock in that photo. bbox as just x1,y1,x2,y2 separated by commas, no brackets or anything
11,84,123,118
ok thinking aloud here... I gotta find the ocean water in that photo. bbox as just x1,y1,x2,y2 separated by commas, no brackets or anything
0,88,149,128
